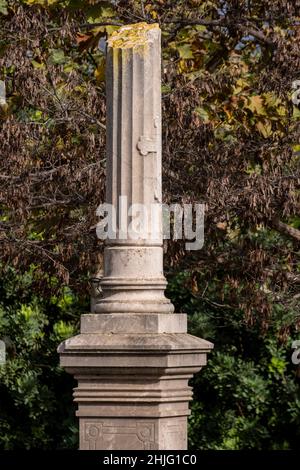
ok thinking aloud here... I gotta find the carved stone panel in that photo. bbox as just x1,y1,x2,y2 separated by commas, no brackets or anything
81,419,158,450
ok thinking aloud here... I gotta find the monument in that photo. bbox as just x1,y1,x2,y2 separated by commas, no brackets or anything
58,23,213,450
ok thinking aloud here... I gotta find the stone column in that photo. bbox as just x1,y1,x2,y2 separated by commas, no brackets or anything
58,23,213,451
95,23,172,315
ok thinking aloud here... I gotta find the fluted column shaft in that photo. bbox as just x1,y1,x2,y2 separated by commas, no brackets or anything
95,23,173,314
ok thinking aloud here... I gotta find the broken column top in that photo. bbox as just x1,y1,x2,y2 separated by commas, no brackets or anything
108,22,159,49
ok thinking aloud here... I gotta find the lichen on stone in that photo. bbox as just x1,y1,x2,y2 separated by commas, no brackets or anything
108,22,159,49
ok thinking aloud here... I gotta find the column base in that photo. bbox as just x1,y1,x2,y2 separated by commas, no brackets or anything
58,314,213,450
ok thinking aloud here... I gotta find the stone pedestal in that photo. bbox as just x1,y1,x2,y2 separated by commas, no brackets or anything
58,314,212,450
58,23,213,450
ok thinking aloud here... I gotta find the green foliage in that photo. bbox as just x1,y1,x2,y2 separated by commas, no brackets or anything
167,271,300,450
0,266,87,449
0,0,8,16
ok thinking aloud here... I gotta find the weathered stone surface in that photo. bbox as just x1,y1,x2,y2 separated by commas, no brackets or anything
80,417,187,450
94,23,172,315
59,332,211,355
59,313,213,450
80,313,187,334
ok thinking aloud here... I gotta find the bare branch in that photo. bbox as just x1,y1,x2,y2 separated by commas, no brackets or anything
238,26,274,46
79,17,273,46
162,17,224,26
272,219,300,242
80,21,123,30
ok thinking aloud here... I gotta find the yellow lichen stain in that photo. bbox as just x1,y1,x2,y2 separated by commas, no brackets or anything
108,22,159,50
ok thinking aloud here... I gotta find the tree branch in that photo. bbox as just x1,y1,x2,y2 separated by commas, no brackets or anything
238,26,274,46
272,218,300,242
162,17,224,26
79,18,273,46
80,21,123,30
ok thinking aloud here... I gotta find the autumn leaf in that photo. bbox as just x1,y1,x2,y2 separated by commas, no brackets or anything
76,32,93,45
216,222,227,230
191,276,199,294
256,119,272,138
31,59,45,69
76,27,109,52
292,106,300,120
95,58,106,83
177,43,194,59
246,95,266,115
233,78,250,95
263,92,281,108
223,104,233,121
194,106,210,123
